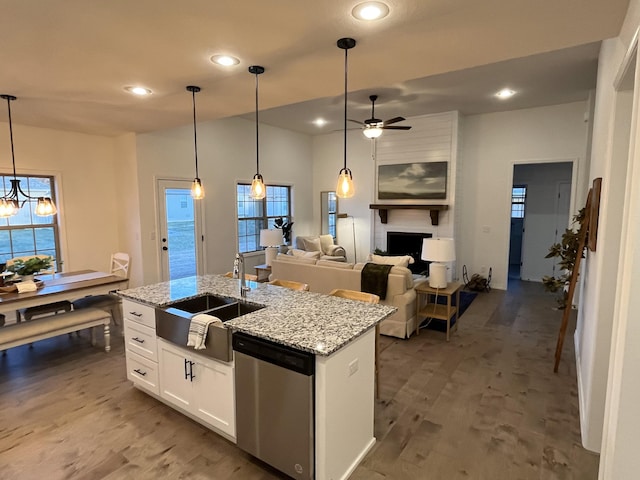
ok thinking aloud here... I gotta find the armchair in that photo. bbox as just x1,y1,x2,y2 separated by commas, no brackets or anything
294,235,346,262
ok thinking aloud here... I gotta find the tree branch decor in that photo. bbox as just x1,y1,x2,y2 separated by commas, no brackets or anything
542,207,587,309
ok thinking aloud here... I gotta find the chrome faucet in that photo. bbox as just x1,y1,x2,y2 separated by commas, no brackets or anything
233,252,251,297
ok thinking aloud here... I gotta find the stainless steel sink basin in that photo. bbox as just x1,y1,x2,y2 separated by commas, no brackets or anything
156,295,265,362
166,294,235,313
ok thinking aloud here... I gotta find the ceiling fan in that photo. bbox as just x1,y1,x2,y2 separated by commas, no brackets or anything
349,95,412,139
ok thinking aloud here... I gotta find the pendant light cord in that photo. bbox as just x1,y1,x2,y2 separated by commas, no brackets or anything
255,71,260,175
191,89,199,179
343,46,348,171
5,96,17,180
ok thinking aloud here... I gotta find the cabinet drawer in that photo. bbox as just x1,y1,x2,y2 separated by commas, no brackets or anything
126,350,159,395
122,299,155,329
124,321,158,361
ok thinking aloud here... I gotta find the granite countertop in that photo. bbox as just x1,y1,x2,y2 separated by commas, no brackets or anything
118,275,396,356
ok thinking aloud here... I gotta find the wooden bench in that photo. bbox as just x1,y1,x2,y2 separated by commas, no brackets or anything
0,308,112,352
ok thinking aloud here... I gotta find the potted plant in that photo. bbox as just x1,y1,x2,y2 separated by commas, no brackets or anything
273,217,294,245
7,256,54,281
542,208,586,309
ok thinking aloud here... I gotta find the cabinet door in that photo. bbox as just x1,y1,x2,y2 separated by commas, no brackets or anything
158,340,193,410
192,355,236,438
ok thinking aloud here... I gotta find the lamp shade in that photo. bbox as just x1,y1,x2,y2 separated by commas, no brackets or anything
260,229,283,247
421,238,455,262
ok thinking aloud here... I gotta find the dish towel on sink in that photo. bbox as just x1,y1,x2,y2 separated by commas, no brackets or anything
187,314,222,350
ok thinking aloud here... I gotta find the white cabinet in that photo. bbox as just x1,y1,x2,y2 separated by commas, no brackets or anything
123,299,159,395
158,338,236,438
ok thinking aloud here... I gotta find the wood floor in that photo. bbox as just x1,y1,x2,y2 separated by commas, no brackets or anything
0,280,597,479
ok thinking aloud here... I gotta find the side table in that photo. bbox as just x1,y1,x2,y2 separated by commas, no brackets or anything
254,264,272,283
415,281,463,341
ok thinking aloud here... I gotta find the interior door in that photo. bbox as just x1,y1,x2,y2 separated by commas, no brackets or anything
553,181,572,275
157,179,205,281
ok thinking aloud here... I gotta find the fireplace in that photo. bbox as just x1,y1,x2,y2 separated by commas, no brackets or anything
387,232,432,275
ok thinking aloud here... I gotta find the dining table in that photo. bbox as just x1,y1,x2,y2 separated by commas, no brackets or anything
0,270,129,318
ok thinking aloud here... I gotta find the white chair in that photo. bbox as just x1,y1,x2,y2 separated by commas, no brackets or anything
71,253,130,327
7,255,70,322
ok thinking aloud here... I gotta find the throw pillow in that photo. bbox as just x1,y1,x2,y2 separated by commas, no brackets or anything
319,234,335,255
275,253,318,265
390,265,414,289
301,236,322,253
369,253,415,268
290,248,321,259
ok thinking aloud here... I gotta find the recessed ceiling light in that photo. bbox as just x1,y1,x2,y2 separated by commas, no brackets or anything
312,118,328,127
495,88,516,99
210,54,240,66
124,86,152,96
352,1,390,21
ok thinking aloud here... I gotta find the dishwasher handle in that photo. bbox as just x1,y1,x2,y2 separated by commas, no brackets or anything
233,332,315,376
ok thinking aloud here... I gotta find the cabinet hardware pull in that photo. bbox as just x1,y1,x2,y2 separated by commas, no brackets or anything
189,361,196,381
132,337,145,344
130,312,143,317
184,358,189,380
133,368,147,376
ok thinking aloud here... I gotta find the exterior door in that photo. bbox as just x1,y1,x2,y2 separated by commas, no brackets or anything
157,179,204,281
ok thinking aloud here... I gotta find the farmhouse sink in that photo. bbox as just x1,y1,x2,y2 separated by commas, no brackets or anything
155,294,265,362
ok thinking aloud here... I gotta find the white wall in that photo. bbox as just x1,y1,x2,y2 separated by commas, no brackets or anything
458,102,590,290
0,122,121,274
513,162,573,282
591,0,640,477
136,116,313,284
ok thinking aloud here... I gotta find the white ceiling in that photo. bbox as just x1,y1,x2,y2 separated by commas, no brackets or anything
0,0,629,137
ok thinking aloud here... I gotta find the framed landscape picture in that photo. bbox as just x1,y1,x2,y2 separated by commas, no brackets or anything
378,161,447,200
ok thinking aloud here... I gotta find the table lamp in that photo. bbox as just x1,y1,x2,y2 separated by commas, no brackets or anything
421,238,455,288
260,228,283,266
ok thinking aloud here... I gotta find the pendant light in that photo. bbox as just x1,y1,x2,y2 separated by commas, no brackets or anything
0,94,57,217
186,86,204,200
249,65,266,200
336,38,356,199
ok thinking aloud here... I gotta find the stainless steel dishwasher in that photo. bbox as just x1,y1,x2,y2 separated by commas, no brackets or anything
233,332,315,479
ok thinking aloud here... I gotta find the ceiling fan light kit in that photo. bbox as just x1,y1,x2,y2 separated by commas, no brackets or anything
353,94,413,139
336,37,357,199
249,65,266,200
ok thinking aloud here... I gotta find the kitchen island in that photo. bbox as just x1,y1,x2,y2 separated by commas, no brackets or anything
118,274,396,480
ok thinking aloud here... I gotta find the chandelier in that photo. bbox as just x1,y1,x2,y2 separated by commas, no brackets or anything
0,94,57,217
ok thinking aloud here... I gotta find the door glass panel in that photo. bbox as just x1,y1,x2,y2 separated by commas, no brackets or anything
165,188,197,280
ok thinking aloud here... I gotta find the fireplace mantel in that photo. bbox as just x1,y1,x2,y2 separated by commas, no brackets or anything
369,204,448,225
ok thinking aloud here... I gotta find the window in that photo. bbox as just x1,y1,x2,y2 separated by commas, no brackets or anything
0,175,61,270
237,184,291,253
511,185,526,218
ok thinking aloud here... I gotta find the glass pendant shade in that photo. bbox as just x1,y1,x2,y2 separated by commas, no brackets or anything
191,177,204,199
336,167,355,198
0,198,18,217
250,173,266,200
363,126,383,139
35,197,57,216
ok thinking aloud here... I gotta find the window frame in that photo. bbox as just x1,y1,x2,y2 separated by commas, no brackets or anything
0,173,62,271
511,185,527,219
237,183,292,254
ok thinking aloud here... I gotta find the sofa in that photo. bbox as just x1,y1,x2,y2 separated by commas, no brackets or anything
270,254,427,338
293,235,346,262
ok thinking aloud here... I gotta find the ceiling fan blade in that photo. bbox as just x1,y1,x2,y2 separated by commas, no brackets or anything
383,116,406,125
348,119,365,126
382,125,412,130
